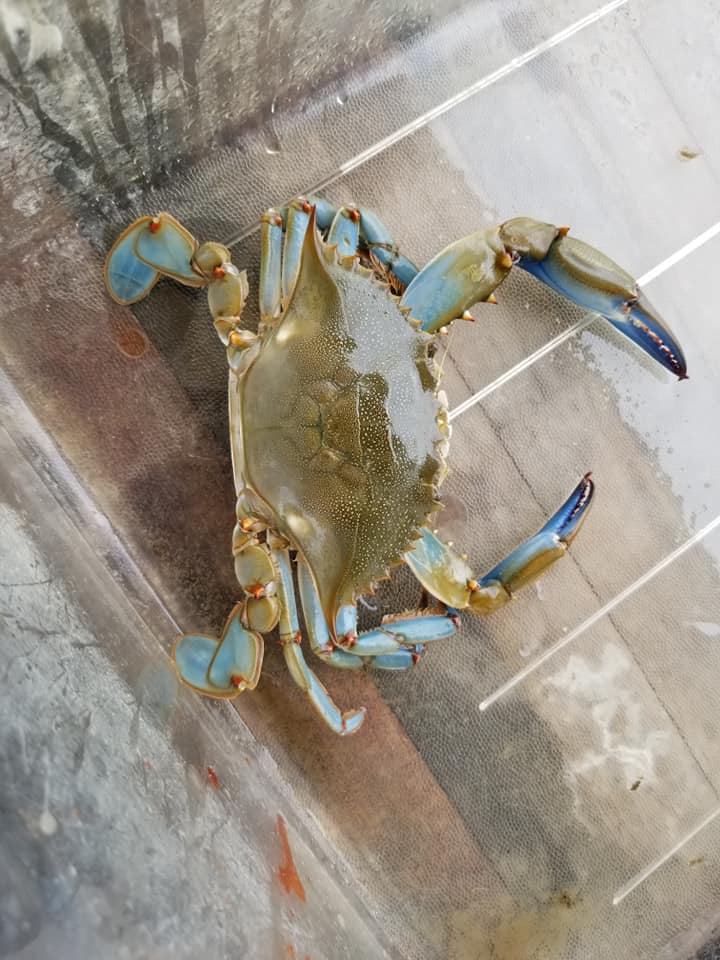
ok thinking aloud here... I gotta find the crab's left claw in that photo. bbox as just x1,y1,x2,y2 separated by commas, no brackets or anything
500,218,688,380
105,213,210,304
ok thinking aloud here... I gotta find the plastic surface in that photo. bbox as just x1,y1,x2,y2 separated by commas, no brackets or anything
2,0,720,957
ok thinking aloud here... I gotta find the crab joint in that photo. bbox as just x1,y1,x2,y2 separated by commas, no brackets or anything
342,632,357,648
230,674,247,688
496,251,514,271
149,217,161,234
212,266,226,279
240,517,255,532
301,200,312,214
466,578,479,592
348,207,361,223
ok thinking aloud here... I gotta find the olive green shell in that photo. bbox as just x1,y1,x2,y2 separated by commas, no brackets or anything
238,218,445,629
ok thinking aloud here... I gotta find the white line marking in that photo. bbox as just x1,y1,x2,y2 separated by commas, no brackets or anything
334,0,629,180
613,805,720,906
478,514,720,712
226,0,628,248
637,219,720,286
450,218,720,421
448,317,595,421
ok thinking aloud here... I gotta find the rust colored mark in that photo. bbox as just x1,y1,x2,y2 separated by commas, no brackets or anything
207,766,220,790
285,947,296,959
276,814,306,902
116,327,148,358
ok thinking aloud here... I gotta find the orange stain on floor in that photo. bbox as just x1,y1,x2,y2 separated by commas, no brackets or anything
276,814,306,902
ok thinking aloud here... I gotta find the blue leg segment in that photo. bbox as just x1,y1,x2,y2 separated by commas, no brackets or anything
274,198,419,298
259,210,283,322
298,557,457,671
104,217,160,304
281,198,313,302
327,207,361,260
399,226,510,332
133,213,202,284
358,207,419,294
297,558,365,669
274,548,366,734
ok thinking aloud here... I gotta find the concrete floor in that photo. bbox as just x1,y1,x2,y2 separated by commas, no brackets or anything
2,1,720,957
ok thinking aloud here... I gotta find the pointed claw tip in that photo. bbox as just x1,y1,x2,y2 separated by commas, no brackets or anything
678,373,690,381
558,225,571,237
583,471,593,481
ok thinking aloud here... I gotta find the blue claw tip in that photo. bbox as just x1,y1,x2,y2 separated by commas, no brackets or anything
540,472,594,543
608,294,688,381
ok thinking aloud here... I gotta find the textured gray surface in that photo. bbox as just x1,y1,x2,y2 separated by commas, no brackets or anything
0,380,395,959
2,0,720,958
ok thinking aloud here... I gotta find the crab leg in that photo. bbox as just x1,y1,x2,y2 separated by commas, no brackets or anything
400,217,687,378
273,546,366,734
296,557,365,669
405,474,594,614
279,198,419,291
173,605,264,699
104,217,161,304
259,209,283,323
297,557,457,670
281,198,314,302
356,207,420,293
327,206,361,259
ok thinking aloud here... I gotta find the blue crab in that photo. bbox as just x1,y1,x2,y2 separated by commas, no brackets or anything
105,198,687,734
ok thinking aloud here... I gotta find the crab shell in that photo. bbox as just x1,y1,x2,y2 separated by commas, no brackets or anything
231,211,448,635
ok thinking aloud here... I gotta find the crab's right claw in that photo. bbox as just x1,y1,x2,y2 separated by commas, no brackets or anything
605,290,688,381
105,213,206,304
500,219,688,380
173,604,263,699
479,472,594,596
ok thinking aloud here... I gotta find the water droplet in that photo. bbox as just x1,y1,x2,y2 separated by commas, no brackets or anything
39,809,57,836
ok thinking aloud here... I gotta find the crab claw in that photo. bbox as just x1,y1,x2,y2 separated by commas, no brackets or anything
478,472,595,595
606,291,688,381
499,218,688,380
